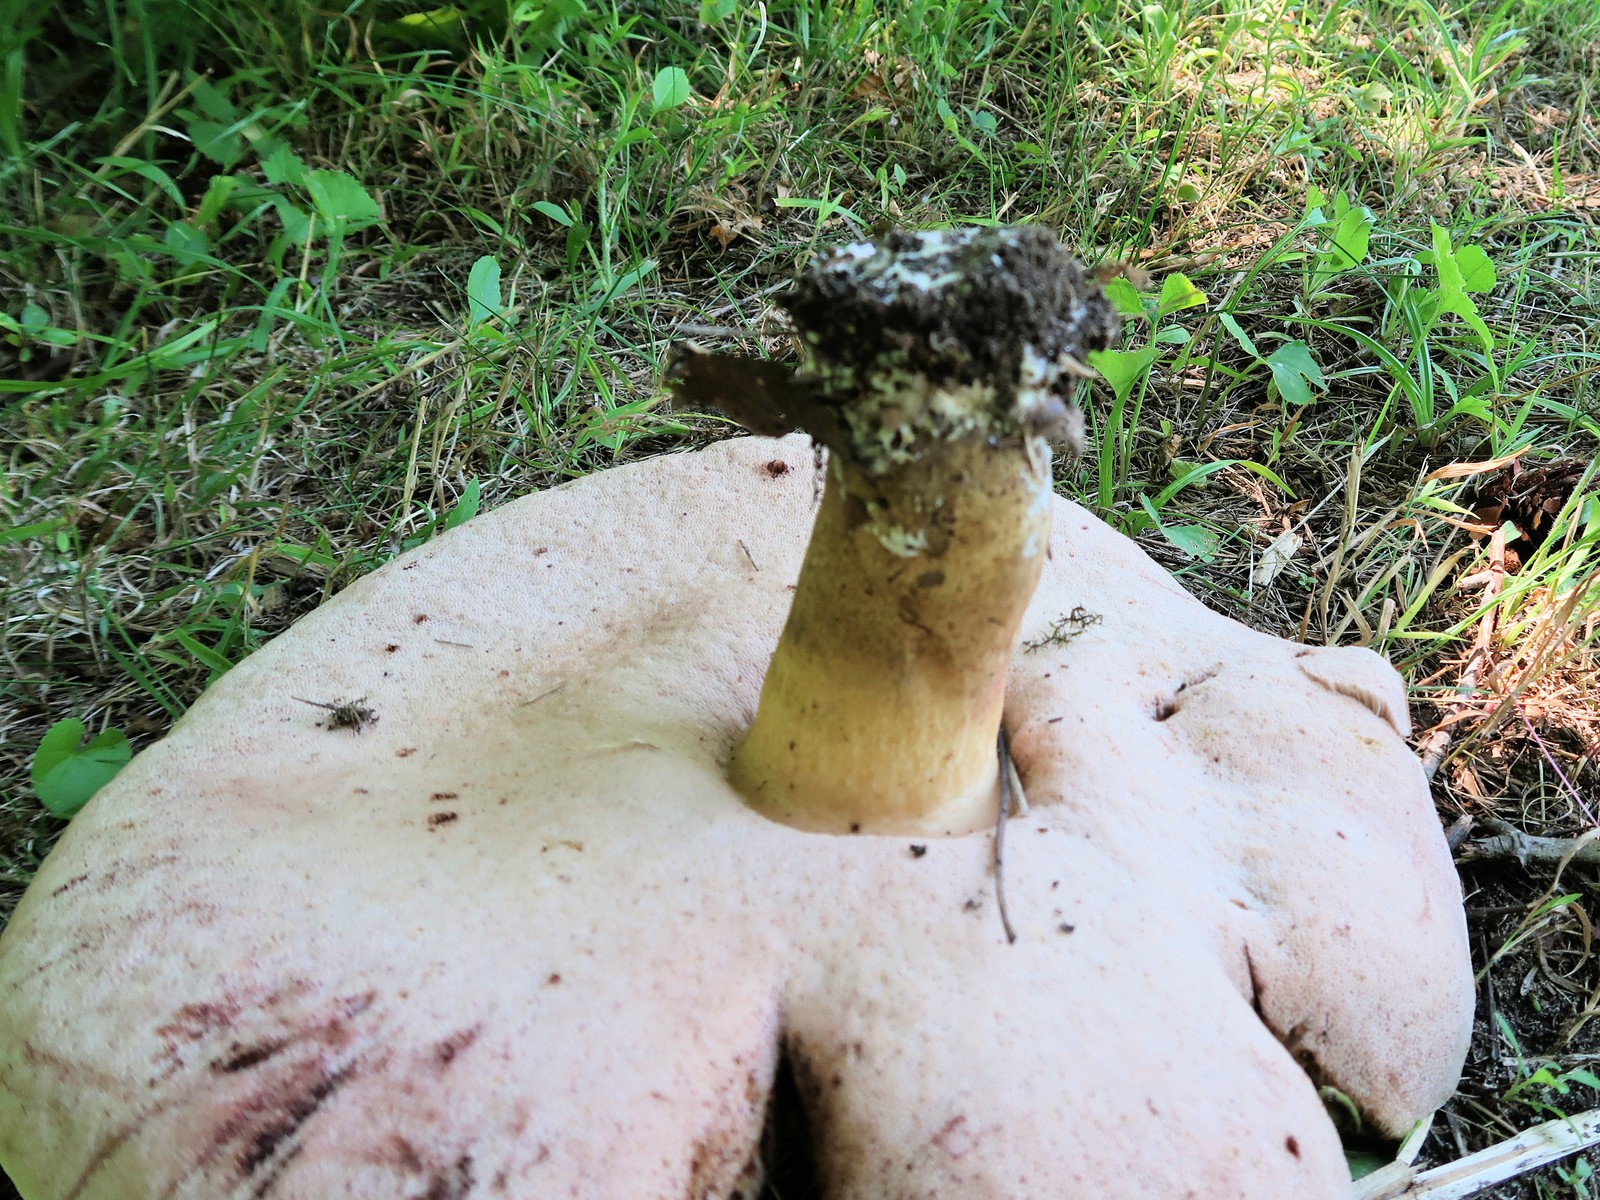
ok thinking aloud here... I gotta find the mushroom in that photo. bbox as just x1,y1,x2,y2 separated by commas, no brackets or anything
0,227,1471,1200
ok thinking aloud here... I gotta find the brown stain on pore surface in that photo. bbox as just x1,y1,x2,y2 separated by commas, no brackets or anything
61,988,383,1200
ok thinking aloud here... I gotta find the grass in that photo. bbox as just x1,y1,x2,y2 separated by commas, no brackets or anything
2,0,1599,1194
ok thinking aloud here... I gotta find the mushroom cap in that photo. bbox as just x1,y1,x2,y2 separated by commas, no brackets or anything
0,434,1471,1199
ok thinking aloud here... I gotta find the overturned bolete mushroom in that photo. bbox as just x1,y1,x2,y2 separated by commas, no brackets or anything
0,227,1471,1200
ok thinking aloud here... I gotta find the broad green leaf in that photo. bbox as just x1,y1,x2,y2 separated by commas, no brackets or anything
306,170,380,230
967,107,997,135
195,174,240,228
1322,199,1374,273
1456,243,1495,292
614,127,660,152
565,221,591,268
1218,311,1259,359
1430,225,1495,355
1102,275,1145,318
393,7,466,30
1158,520,1220,561
262,145,308,188
376,6,467,47
19,302,48,333
466,255,504,327
1156,271,1206,318
511,0,592,42
531,199,573,226
164,220,210,260
189,78,240,124
1265,341,1325,407
32,719,132,817
651,66,691,112
442,478,482,530
186,119,246,167
272,196,312,245
9,305,75,347
1430,225,1465,302
1345,1151,1390,1181
33,719,86,782
1088,345,1161,404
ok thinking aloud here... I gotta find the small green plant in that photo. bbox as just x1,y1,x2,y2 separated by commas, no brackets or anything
1089,270,1207,513
31,719,132,817
1304,189,1376,302
401,479,483,553
1498,1012,1600,1123
1087,272,1293,560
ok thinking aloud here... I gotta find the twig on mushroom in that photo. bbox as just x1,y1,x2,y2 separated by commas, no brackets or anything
1003,733,1029,817
1352,1105,1600,1199
293,695,378,733
1024,607,1104,652
994,729,1019,945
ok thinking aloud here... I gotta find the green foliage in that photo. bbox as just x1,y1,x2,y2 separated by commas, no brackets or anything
650,66,692,113
1087,270,1292,558
1498,1012,1600,1123
1307,189,1375,295
466,255,508,330
31,720,131,817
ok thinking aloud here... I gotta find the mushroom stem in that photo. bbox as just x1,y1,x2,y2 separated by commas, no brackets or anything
680,225,1116,836
732,431,1053,835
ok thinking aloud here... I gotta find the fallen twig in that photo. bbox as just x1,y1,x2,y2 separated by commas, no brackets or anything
1457,817,1600,870
994,729,1019,945
1354,1106,1600,1199
1353,1119,1435,1199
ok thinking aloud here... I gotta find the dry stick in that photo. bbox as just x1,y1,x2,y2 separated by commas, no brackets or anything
1418,527,1507,780
1354,1106,1600,1200
1458,818,1600,869
1354,1120,1437,1200
994,730,1019,945
90,71,210,180
1003,738,1030,817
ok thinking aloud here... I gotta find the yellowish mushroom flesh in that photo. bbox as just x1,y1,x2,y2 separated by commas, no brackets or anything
733,436,1052,835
